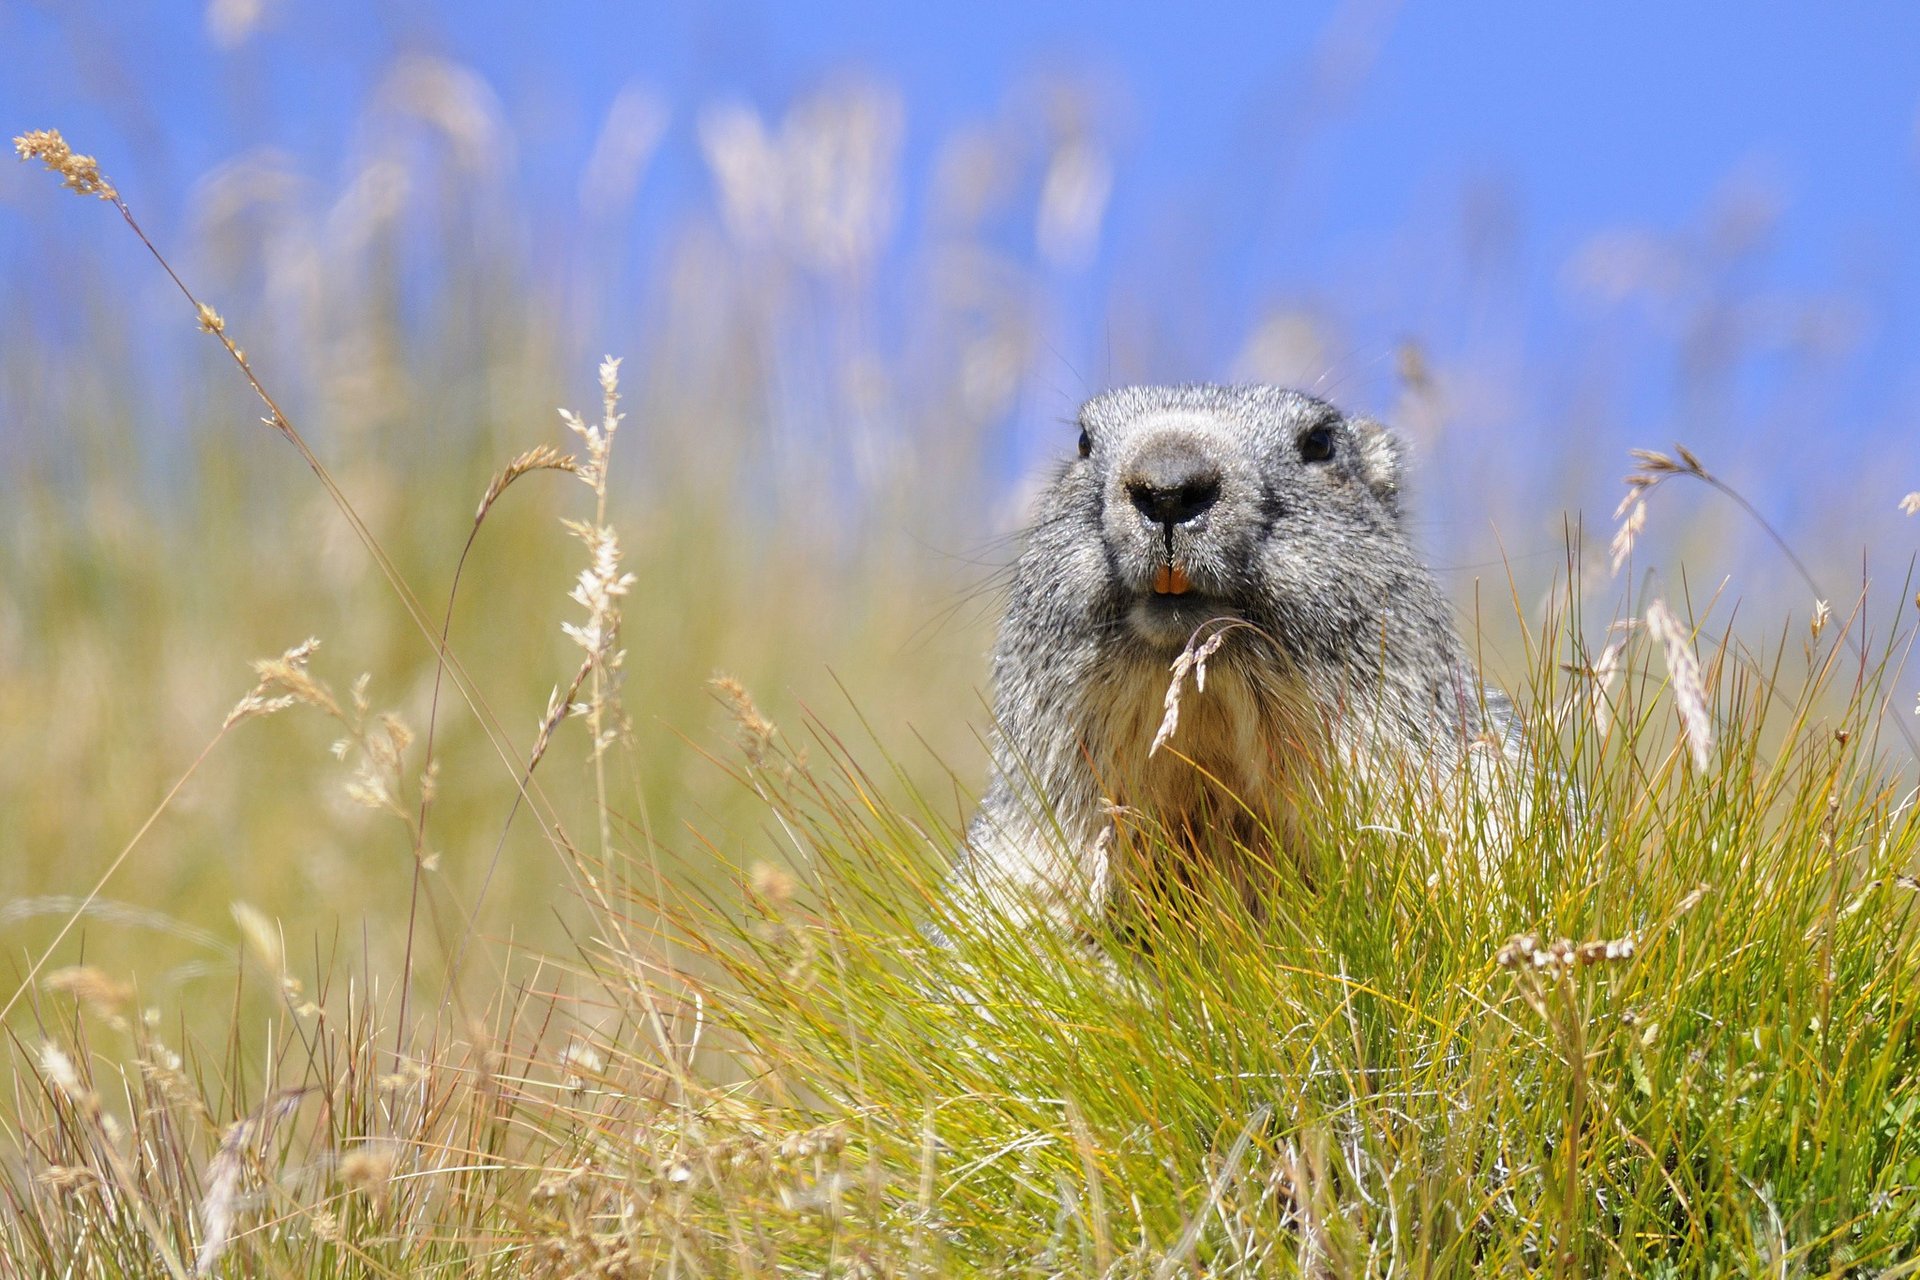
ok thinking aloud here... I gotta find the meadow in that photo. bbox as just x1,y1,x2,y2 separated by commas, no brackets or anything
5,80,1920,1277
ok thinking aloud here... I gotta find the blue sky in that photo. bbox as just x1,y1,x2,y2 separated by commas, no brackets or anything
5,1,1919,518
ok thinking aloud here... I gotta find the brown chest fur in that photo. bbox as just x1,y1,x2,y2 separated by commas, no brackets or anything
1076,659,1324,892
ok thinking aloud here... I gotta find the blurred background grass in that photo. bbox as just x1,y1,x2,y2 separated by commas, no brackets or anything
3,2,1919,1037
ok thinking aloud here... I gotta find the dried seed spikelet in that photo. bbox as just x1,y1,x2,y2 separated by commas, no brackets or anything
1643,599,1713,770
711,674,778,765
13,129,118,199
749,860,797,905
339,1142,397,1206
230,901,284,976
1574,936,1636,965
599,354,622,418
556,410,599,488
1151,625,1229,757
476,444,578,521
558,355,624,490
1810,599,1831,643
345,711,415,815
1496,933,1634,976
559,1040,605,1091
224,638,326,729
534,1164,591,1200
1609,496,1646,577
1627,447,1690,479
529,669,588,769
253,639,335,712
225,636,337,730
139,1051,213,1125
197,1131,245,1276
1673,882,1712,917
36,1164,100,1195
223,690,298,730
196,302,226,335
191,1089,307,1275
195,1095,303,1277
1586,636,1625,735
44,966,133,1017
1901,492,1920,517
561,520,636,664
38,1042,87,1102
377,1057,431,1092
1611,445,1710,577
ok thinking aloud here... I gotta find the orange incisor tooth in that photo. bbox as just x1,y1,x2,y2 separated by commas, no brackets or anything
1154,564,1192,595
1154,564,1172,594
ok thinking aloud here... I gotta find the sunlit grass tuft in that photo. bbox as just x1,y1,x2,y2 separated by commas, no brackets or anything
550,598,1919,1274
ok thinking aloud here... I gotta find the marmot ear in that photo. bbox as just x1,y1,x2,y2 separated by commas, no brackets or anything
1348,418,1405,518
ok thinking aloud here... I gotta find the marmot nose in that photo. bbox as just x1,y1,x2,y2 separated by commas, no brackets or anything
1126,461,1221,528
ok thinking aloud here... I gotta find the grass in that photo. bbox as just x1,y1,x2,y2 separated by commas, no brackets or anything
6,127,1920,1277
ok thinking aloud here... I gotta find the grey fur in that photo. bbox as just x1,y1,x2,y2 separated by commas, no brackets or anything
962,384,1519,925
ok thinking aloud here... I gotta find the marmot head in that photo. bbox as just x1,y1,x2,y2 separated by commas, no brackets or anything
972,385,1513,925
1027,384,1427,667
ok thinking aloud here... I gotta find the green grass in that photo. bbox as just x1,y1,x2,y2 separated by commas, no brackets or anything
604,609,1920,1276
8,579,1920,1276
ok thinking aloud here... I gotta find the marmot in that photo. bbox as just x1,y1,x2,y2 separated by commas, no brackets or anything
962,384,1522,927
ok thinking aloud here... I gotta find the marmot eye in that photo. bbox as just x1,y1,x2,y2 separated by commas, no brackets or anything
1297,424,1336,463
1077,428,1093,459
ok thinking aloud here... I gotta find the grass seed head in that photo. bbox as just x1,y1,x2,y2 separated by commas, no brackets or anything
1612,444,1712,577
43,966,133,1018
307,1207,343,1244
476,444,578,521
222,635,326,729
241,637,339,719
194,1089,309,1275
712,674,778,765
196,1138,244,1276
339,1142,397,1204
558,1040,605,1091
37,1042,86,1102
1644,599,1713,770
230,901,284,975
1152,624,1230,757
750,860,797,905
35,1165,99,1195
1496,933,1634,977
13,129,118,200
1609,496,1646,576
1572,636,1627,735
